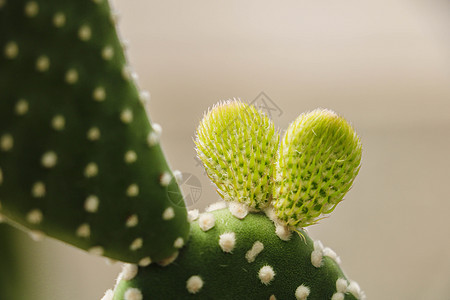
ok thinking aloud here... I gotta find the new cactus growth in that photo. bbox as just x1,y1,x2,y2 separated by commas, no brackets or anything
111,102,364,299
0,0,189,264
0,1,365,299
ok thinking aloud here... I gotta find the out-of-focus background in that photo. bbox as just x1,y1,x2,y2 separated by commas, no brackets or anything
9,0,450,299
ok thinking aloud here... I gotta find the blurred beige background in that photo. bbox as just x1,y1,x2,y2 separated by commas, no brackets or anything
15,0,450,299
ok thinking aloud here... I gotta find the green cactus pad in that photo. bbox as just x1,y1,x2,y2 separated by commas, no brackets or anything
0,224,23,300
195,101,279,210
110,208,364,300
0,0,189,263
273,109,362,228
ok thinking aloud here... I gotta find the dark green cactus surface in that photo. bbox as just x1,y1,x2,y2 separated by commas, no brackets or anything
0,0,189,264
0,224,23,300
111,208,363,300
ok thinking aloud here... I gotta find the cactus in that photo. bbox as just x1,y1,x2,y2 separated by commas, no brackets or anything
0,0,189,264
0,224,24,299
0,1,366,299
110,101,365,299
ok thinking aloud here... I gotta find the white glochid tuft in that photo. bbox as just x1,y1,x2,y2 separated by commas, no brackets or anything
186,275,203,294
198,213,215,232
218,232,236,253
121,263,138,281
162,207,175,220
126,184,139,197
245,241,264,263
228,202,249,219
258,265,275,285
124,288,143,300
159,172,172,187
295,285,310,300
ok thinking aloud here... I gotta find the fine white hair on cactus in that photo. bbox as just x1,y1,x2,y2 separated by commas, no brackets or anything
336,278,348,293
219,232,236,253
157,251,179,267
125,214,139,228
84,195,99,213
188,209,199,222
275,224,292,241
311,249,323,268
26,209,43,224
159,172,172,187
65,68,78,84
324,247,342,264
100,289,114,300
101,45,114,60
120,108,133,124
245,241,264,263
331,292,345,300
313,240,324,251
87,127,101,141
205,201,227,212
138,256,152,267
35,55,50,72
147,123,162,146
152,123,162,135
258,265,275,285
88,246,104,256
41,151,57,168
173,170,183,183
31,181,45,197
0,133,13,151
76,223,91,238
15,99,29,115
186,275,204,294
4,41,19,59
121,65,131,81
78,25,92,41
126,184,139,197
51,115,65,131
24,1,39,18
162,207,175,220
29,230,45,242
124,287,143,300
124,150,137,164
52,12,66,28
295,284,310,300
130,238,143,251
198,213,215,232
139,90,150,105
92,86,106,102
174,237,184,248
347,280,365,299
228,202,248,219
121,264,138,281
311,239,324,267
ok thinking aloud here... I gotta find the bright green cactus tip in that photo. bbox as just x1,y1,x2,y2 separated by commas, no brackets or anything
109,102,365,300
0,0,189,264
195,100,279,210
273,109,362,228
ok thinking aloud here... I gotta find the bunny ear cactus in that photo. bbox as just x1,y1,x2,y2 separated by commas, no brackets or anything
0,0,189,264
110,101,365,300
273,109,362,228
195,101,279,209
